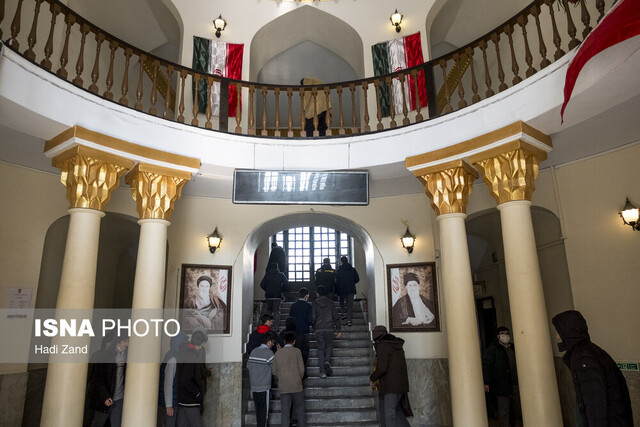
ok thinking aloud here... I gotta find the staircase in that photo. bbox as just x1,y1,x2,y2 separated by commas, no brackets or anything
243,291,378,426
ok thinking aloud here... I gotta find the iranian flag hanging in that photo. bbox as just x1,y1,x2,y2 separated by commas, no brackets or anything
372,32,428,117
192,36,244,117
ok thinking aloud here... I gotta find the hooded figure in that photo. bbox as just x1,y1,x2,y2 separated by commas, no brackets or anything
370,325,411,426
552,310,633,427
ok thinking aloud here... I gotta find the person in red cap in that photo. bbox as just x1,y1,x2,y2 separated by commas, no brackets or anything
370,325,411,426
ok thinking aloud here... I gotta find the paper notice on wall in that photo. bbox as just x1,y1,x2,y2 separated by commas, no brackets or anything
7,287,33,309
390,268,402,306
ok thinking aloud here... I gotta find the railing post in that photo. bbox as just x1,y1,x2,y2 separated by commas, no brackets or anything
8,0,24,50
41,3,62,70
24,0,43,61
178,70,186,123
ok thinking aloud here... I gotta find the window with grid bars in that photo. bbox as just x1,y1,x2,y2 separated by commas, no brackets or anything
274,227,352,282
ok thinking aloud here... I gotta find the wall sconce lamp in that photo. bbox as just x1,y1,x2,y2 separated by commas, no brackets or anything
619,197,639,231
401,228,416,253
207,227,223,253
390,9,403,33
213,14,227,38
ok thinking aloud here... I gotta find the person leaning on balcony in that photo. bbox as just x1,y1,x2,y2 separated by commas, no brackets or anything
300,77,332,137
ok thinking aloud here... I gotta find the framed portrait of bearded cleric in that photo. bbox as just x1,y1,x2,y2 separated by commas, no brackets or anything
386,262,440,332
180,264,232,334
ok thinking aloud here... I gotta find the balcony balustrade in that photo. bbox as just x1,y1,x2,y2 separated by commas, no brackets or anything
0,0,615,138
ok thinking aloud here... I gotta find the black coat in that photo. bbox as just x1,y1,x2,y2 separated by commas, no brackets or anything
335,262,359,295
260,263,288,299
553,310,633,427
176,346,206,406
87,347,126,412
314,266,336,294
482,341,517,396
268,245,287,277
289,299,312,334
370,334,409,395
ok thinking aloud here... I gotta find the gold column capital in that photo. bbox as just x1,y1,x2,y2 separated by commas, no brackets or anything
414,160,479,216
125,163,190,220
469,140,547,205
52,146,133,211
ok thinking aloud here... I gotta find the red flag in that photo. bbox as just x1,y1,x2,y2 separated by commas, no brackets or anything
561,0,640,122
226,43,244,117
403,32,428,111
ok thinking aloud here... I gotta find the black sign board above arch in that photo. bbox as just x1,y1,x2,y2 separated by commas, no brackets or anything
233,170,369,205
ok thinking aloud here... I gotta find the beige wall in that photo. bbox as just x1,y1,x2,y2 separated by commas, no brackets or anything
2,140,638,372
554,143,640,361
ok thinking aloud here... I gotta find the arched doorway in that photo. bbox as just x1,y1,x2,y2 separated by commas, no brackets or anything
239,211,382,345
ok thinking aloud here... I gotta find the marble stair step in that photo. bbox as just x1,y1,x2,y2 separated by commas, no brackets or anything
280,307,364,320
306,356,369,367
302,375,371,387
245,408,378,425
247,396,374,412
309,339,371,349
309,347,369,357
271,385,373,399
306,365,370,376
277,319,368,329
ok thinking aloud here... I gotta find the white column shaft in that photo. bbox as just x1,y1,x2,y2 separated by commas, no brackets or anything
438,213,488,427
122,219,170,427
41,208,104,427
498,201,563,426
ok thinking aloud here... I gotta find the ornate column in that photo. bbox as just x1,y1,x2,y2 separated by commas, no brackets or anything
121,163,190,427
470,138,563,426
413,160,488,427
41,145,132,427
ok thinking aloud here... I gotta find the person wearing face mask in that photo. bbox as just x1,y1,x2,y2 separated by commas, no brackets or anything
391,273,436,327
553,310,633,427
482,326,521,427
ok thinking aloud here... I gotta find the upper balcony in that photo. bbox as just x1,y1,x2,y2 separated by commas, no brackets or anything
1,0,639,197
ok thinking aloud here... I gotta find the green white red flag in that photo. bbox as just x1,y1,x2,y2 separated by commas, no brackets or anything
192,36,244,117
371,32,428,117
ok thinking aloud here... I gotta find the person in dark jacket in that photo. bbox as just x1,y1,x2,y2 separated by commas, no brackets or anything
482,326,520,427
267,242,287,278
314,258,336,298
335,256,359,326
176,331,209,427
159,331,190,427
312,285,341,378
289,287,312,366
260,262,288,329
246,313,275,356
88,333,129,427
552,310,633,427
369,325,410,427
